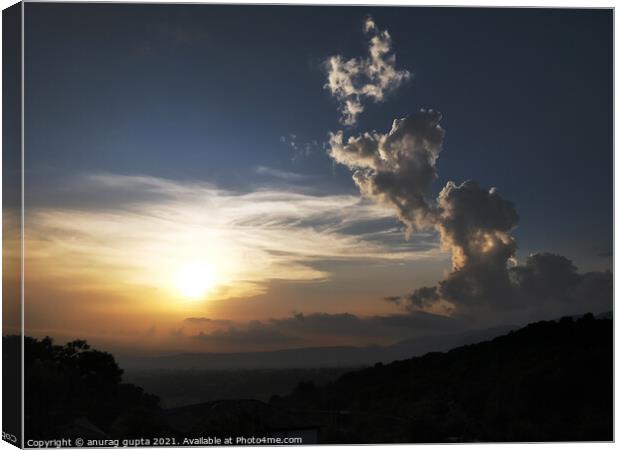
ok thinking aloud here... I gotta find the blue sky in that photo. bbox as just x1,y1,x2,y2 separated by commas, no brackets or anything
25,5,612,270
20,4,613,353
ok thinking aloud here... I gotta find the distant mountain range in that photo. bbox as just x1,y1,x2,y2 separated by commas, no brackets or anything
119,325,519,370
119,311,612,371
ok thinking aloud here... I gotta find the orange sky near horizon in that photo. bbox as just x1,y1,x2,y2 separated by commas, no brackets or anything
5,174,450,355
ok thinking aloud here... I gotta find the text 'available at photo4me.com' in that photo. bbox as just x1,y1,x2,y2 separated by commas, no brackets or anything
24,436,305,448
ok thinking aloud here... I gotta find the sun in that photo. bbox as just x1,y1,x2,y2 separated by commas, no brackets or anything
174,262,218,300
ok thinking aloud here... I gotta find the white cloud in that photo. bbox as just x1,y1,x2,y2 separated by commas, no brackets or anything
255,166,311,181
324,16,410,126
25,173,443,302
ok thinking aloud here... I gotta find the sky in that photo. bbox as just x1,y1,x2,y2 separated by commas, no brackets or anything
13,4,612,355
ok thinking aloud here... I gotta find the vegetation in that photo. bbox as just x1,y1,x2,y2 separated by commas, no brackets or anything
125,367,351,408
4,336,165,439
272,314,612,442
8,313,612,443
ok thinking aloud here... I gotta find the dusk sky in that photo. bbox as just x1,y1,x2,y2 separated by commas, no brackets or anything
16,4,612,355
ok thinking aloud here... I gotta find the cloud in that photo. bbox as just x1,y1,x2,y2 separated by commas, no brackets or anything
510,253,612,315
194,321,300,348
278,312,373,337
25,173,443,304
406,286,440,309
397,181,612,321
255,166,311,181
420,180,520,315
329,110,445,235
415,183,610,320
375,309,464,331
329,114,611,321
383,295,402,304
184,317,234,327
321,18,609,323
280,135,323,162
324,16,410,125
436,181,519,271
185,310,469,352
510,253,579,302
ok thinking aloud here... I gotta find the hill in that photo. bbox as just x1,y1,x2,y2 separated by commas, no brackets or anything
118,325,518,371
270,314,612,443
15,313,612,443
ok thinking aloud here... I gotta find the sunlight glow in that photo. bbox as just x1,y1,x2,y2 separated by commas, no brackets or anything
174,262,218,300
25,174,444,310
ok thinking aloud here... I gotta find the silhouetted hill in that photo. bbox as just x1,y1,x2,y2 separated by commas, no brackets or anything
125,367,353,408
119,324,518,371
271,314,612,443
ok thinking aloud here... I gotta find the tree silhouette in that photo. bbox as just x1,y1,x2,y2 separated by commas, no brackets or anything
3,335,163,439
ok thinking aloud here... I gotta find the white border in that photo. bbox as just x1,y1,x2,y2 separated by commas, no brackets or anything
0,1,615,450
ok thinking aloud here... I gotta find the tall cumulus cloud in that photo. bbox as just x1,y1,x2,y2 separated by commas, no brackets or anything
348,114,613,320
326,19,612,321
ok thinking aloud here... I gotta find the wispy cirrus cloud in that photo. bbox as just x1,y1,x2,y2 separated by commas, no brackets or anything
254,165,312,182
25,173,444,305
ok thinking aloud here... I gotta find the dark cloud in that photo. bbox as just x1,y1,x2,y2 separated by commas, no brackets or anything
510,253,612,316
400,187,611,320
423,180,520,313
194,321,300,348
277,312,374,337
436,181,518,271
404,183,611,319
184,317,234,327
373,310,468,332
185,310,468,351
572,270,613,312
510,253,578,303
407,286,440,310
400,242,611,322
